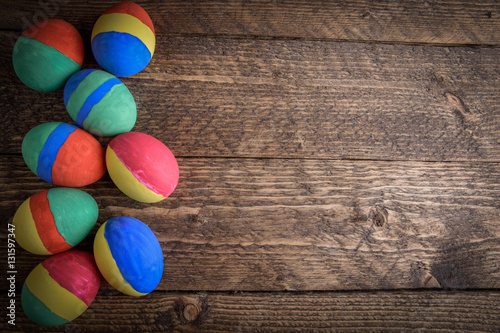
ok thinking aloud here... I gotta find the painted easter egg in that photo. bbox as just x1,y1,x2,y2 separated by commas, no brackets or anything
94,216,163,296
106,132,179,203
22,122,106,187
12,19,84,92
64,69,137,136
13,188,98,255
21,251,101,326
91,2,155,76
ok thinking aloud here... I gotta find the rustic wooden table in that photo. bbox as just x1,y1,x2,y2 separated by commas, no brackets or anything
1,1,500,332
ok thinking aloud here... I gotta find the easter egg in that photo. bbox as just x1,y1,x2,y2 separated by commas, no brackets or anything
106,132,179,203
13,188,98,255
94,216,163,296
64,69,137,136
12,19,84,92
21,251,101,326
91,2,155,76
22,122,106,187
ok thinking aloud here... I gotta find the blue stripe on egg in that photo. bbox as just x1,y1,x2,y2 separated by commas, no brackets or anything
75,78,121,126
104,216,163,294
64,69,97,106
91,32,151,77
36,123,77,183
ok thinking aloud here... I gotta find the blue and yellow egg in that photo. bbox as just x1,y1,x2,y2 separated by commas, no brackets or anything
91,2,155,77
21,251,101,326
94,216,163,296
64,69,137,136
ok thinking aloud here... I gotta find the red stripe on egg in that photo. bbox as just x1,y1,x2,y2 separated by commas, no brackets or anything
103,1,155,34
21,19,84,64
41,251,101,307
29,190,71,254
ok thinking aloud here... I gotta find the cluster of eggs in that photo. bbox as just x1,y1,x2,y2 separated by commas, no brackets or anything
12,2,176,326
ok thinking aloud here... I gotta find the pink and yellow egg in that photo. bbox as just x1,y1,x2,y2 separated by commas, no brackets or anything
106,132,179,203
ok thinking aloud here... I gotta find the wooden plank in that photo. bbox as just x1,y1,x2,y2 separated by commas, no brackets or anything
4,290,500,332
2,156,499,291
1,34,500,162
2,0,500,45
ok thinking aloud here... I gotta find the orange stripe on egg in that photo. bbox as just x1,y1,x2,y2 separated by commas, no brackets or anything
30,190,71,254
21,19,84,64
12,197,50,255
51,128,106,187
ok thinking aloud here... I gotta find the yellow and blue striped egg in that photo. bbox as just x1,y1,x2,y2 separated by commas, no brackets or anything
21,251,101,326
91,2,155,77
94,216,163,296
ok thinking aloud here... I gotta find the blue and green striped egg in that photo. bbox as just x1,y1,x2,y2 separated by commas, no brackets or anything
64,69,137,137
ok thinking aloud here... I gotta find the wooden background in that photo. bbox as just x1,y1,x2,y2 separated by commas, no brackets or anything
1,0,499,331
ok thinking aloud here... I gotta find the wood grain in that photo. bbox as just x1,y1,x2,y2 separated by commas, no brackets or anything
1,33,500,161
2,156,499,291
2,0,500,45
3,290,500,332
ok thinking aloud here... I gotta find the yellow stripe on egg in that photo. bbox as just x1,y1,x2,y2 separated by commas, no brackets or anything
91,13,155,57
25,264,88,321
106,147,165,203
12,198,51,255
94,221,146,297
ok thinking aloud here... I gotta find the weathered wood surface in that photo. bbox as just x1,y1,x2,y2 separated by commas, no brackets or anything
1,33,500,161
2,156,499,291
2,0,500,45
2,0,500,331
3,290,500,332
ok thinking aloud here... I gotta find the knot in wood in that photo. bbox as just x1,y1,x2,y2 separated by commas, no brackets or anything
368,206,388,227
183,303,200,321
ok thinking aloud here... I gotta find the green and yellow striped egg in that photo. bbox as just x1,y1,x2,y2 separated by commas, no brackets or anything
22,251,101,326
13,188,98,255
64,69,137,137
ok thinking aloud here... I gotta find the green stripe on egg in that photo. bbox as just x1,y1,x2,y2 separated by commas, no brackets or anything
64,69,137,137
65,70,115,119
46,188,99,247
21,284,69,326
21,122,59,176
13,36,81,92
